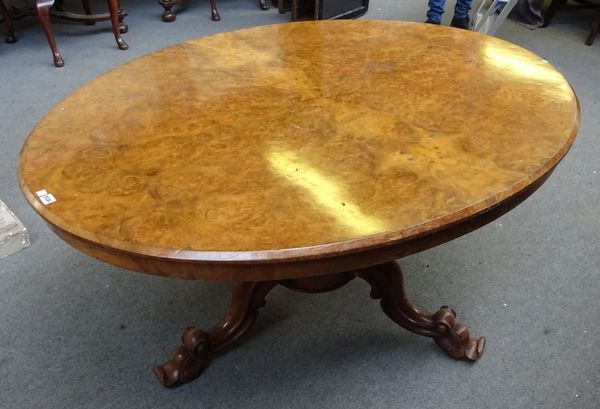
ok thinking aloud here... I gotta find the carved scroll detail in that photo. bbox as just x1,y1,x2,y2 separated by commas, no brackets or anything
358,261,485,361
153,281,277,388
155,262,484,388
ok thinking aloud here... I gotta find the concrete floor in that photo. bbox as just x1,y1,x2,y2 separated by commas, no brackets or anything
1,0,599,408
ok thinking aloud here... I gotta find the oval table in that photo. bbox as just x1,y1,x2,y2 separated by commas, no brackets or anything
18,20,579,388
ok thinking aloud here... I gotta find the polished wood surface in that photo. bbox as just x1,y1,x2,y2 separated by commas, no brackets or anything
18,20,579,280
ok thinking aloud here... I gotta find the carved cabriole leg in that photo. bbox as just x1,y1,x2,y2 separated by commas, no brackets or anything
155,262,484,388
107,0,128,49
208,0,220,21
34,0,64,67
154,281,278,388
358,261,485,361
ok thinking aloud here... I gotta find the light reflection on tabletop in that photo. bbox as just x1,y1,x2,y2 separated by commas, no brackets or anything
268,150,387,236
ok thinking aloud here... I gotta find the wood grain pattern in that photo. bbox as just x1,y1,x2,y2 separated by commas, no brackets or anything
18,21,579,281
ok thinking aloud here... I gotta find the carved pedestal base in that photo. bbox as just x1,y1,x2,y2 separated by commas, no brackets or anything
154,281,276,387
154,261,485,388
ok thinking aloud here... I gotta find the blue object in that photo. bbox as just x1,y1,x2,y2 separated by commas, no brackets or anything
427,0,473,23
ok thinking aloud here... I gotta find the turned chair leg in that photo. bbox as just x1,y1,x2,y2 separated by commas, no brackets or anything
34,0,64,67
107,0,127,50
209,0,221,21
81,0,95,24
585,7,600,45
0,0,17,43
542,0,567,27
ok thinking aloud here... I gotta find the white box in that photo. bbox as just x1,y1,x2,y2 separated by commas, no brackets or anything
0,199,30,259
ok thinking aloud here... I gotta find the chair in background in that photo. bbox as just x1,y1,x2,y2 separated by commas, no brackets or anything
37,0,128,67
159,0,269,23
542,0,600,45
4,0,128,67
471,0,520,35
587,6,600,44
0,0,16,43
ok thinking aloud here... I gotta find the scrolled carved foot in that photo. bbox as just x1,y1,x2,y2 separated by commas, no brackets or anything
154,281,277,388
432,306,485,361
259,0,269,10
153,327,210,388
211,9,221,21
358,261,485,362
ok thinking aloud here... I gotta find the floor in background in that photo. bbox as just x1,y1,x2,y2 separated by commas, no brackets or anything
1,1,599,408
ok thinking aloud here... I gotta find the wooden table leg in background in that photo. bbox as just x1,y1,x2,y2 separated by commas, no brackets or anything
154,261,485,388
585,6,600,45
0,0,17,43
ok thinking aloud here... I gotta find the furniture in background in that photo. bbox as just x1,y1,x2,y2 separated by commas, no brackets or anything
4,0,128,67
588,6,600,44
0,0,16,43
158,0,368,22
542,0,600,45
291,0,369,20
159,0,269,22
272,0,291,14
19,21,578,389
471,0,519,34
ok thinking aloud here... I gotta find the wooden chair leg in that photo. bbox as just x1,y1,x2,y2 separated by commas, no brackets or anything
542,0,567,27
209,0,221,21
259,0,269,10
585,7,600,45
0,0,17,43
34,0,64,67
117,0,127,33
81,0,92,14
81,0,95,24
107,0,127,50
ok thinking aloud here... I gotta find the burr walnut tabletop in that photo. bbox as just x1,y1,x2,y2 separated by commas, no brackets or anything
18,20,579,388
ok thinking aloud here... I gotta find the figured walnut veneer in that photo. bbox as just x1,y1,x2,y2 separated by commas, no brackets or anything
18,20,579,281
